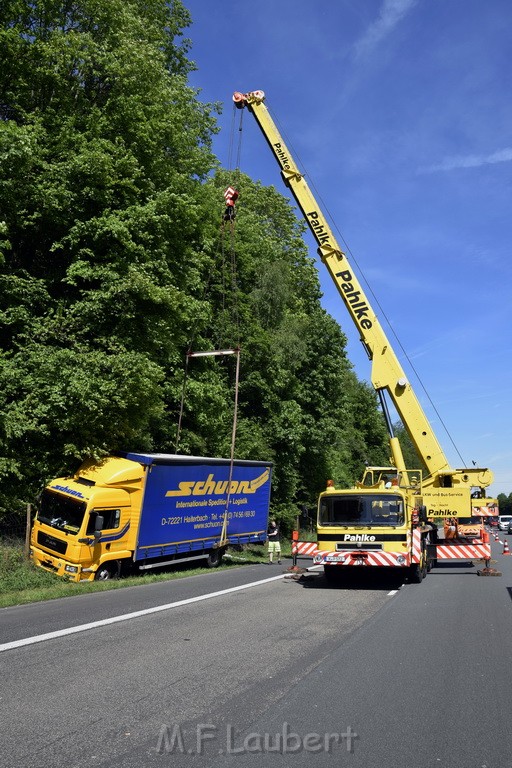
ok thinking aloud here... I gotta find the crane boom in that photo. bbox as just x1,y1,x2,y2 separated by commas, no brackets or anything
233,90,494,500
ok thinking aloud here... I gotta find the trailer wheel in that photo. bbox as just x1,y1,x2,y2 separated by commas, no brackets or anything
94,562,119,581
206,549,224,568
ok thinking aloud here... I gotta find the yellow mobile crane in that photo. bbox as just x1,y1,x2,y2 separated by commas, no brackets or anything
233,90,497,581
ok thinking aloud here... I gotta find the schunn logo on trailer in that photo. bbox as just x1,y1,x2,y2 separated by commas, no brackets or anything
166,468,270,498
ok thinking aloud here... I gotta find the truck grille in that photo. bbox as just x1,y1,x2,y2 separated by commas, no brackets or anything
37,531,67,556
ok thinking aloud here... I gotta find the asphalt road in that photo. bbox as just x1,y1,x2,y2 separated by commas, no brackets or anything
0,558,302,646
1,539,511,768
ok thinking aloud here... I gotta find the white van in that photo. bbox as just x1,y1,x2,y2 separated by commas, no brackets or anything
498,515,512,531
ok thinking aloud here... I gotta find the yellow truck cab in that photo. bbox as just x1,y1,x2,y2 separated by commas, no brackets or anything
316,467,432,582
31,456,140,580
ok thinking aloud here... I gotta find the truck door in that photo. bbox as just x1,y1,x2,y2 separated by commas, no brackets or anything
82,507,130,563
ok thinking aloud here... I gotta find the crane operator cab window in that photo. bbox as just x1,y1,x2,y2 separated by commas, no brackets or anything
320,494,405,527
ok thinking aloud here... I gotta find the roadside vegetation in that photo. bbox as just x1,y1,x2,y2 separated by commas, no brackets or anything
0,539,295,609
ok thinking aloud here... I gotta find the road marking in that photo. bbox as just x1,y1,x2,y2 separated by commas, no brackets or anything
0,572,287,653
387,590,399,596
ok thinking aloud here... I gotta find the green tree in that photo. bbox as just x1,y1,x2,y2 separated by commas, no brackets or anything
0,1,391,534
497,493,512,515
0,0,218,514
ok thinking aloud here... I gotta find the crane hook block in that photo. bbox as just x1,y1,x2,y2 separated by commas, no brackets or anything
232,90,266,106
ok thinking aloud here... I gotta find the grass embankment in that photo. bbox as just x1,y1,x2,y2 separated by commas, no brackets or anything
0,539,295,609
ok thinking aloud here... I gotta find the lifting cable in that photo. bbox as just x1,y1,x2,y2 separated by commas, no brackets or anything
174,105,246,544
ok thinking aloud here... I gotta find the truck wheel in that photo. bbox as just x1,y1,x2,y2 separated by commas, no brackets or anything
94,562,118,581
409,563,423,583
206,549,223,568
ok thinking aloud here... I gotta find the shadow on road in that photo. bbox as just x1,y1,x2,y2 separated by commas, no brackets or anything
427,561,478,574
288,568,406,592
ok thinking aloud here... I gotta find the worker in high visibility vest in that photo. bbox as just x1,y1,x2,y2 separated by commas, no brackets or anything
267,519,281,564
223,187,239,222
444,517,458,539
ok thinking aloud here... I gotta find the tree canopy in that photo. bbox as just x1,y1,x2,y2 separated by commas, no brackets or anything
0,0,389,527
497,493,512,515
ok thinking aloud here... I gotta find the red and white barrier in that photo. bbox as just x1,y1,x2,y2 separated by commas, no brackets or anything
435,541,491,560
291,540,319,557
411,529,422,564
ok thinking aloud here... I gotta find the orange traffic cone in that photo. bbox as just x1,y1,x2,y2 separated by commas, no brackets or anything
502,539,511,555
495,532,499,541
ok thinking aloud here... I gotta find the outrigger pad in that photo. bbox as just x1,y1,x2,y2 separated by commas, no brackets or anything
477,567,502,576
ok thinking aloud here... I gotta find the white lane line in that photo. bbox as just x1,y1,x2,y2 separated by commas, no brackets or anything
387,590,399,596
0,572,287,653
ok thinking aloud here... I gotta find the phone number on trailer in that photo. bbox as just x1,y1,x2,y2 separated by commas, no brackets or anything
161,510,256,526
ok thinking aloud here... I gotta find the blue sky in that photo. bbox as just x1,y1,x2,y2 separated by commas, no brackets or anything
183,0,512,497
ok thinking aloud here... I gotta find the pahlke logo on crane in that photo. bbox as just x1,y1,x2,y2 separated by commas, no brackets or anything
273,142,291,170
166,468,270,498
336,269,373,330
304,211,373,331
344,534,376,542
306,210,331,247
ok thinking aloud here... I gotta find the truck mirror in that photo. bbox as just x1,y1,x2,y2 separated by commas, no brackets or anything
94,515,104,539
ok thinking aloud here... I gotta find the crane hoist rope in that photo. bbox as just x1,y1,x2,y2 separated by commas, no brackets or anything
227,97,244,175
174,108,245,536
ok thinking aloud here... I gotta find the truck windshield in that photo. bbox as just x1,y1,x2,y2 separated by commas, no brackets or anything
320,494,404,526
37,489,87,534
458,516,482,525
